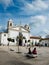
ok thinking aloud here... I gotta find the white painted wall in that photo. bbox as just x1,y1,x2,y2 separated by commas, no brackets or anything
8,27,30,45
30,39,39,45
0,25,30,46
40,40,49,46
8,30,18,45
1,33,8,45
22,32,30,41
0,33,1,44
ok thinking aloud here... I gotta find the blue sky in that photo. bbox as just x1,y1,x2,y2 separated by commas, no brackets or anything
0,0,49,37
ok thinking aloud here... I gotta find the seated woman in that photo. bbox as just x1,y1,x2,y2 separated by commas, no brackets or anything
26,47,37,58
28,48,32,54
32,47,37,55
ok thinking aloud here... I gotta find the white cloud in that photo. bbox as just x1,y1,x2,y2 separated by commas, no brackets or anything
29,15,46,28
0,0,48,13
0,0,14,9
22,0,48,14
25,3,34,10
0,26,3,30
21,15,47,29
33,15,46,24
44,29,49,34
32,0,48,11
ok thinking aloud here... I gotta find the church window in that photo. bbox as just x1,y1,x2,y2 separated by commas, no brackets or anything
4,34,6,36
28,27,29,29
10,23,12,26
25,40,27,43
28,40,30,42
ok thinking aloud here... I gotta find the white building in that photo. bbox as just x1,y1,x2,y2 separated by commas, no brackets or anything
0,33,8,45
30,35,49,47
0,19,30,46
40,38,49,47
1,19,49,46
30,36,40,46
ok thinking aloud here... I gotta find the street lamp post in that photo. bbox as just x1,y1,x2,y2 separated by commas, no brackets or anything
8,30,10,51
17,37,19,53
16,21,22,53
39,36,42,47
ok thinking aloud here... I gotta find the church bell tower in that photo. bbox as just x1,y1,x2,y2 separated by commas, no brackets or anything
7,19,13,29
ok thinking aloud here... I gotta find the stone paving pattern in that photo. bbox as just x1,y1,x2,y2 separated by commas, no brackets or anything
0,46,49,65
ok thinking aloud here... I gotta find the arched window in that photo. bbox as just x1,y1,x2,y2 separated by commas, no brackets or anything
10,23,12,26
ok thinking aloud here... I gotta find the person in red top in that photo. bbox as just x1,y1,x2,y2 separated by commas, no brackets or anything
32,47,37,54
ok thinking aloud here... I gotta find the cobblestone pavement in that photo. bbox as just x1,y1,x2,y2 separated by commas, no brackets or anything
0,47,31,65
0,46,49,65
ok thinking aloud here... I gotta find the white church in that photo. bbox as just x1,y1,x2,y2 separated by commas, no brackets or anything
0,19,30,46
0,19,49,47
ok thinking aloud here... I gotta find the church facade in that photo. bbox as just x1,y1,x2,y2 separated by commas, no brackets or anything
1,19,49,46
0,19,30,46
